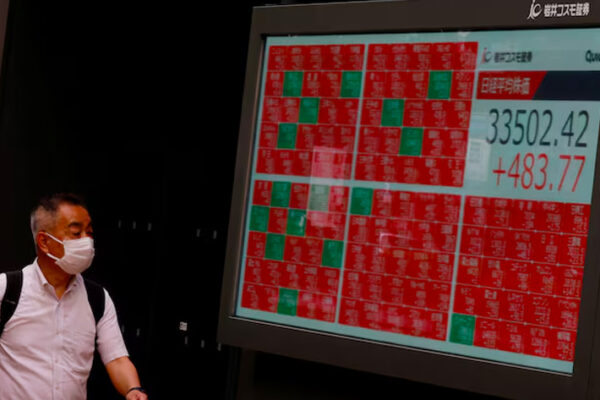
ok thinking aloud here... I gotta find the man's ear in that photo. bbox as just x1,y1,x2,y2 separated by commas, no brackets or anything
36,232,49,252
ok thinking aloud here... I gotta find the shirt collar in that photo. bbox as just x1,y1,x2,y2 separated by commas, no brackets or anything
33,258,80,291
33,258,50,287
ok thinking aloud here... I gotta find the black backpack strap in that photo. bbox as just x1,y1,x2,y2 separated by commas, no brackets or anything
0,270,24,337
83,278,105,327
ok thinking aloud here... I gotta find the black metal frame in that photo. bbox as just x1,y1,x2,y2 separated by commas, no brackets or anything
218,1,600,398
0,0,9,85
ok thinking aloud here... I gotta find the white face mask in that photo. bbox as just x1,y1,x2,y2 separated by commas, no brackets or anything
44,232,95,275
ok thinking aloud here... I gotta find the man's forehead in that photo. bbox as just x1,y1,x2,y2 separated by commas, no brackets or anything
56,203,91,224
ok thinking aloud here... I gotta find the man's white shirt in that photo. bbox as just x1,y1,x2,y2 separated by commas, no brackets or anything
0,261,128,400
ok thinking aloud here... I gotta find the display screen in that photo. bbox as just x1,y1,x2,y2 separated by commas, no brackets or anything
234,28,600,373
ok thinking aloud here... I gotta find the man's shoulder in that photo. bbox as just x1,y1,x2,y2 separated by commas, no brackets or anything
81,275,103,287
80,276,108,299
0,266,28,299
81,277,107,323
21,264,35,278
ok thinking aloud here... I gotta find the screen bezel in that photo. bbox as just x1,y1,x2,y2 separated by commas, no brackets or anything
218,1,600,398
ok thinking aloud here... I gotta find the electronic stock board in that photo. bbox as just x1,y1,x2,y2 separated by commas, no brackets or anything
218,1,600,398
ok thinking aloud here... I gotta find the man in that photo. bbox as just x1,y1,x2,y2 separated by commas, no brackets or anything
0,193,147,400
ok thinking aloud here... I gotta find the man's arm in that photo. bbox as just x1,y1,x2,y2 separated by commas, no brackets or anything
105,356,148,400
96,290,147,399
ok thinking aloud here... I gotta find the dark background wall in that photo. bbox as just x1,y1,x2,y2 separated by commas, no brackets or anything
0,1,500,398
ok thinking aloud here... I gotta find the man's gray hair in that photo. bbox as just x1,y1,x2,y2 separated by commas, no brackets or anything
30,193,88,243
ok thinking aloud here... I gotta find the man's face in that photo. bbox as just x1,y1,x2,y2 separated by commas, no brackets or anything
44,203,93,259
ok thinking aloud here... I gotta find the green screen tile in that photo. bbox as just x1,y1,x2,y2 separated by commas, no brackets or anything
399,127,423,156
250,205,269,232
278,288,298,316
381,99,404,127
350,187,373,215
308,185,330,211
449,314,475,345
271,181,291,208
286,209,307,236
322,240,344,268
265,233,285,260
283,71,303,97
428,71,452,99
299,98,320,124
278,123,297,149
341,71,362,98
